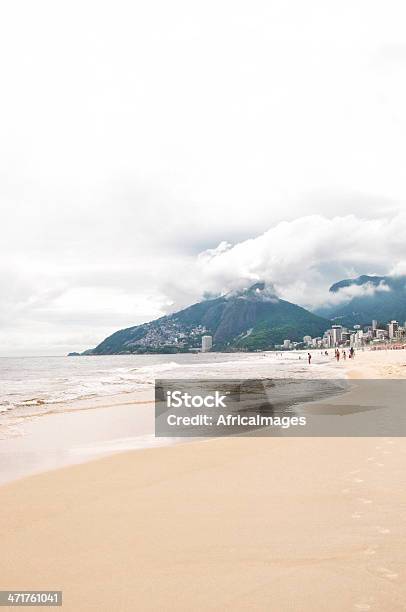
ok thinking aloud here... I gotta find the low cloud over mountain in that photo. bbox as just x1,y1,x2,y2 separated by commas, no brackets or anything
165,213,406,313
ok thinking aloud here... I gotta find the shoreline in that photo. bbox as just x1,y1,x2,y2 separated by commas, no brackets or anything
0,351,342,484
1,350,406,610
1,348,403,485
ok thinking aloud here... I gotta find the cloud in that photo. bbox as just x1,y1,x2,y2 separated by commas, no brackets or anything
164,213,406,312
2,207,406,355
326,280,391,306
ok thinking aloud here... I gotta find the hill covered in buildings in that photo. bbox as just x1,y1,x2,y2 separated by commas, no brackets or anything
85,282,330,354
315,274,406,327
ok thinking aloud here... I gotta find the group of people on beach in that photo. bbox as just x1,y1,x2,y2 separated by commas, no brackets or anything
334,347,355,362
307,347,355,365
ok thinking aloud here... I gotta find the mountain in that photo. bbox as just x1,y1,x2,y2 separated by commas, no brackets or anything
315,274,406,326
87,282,330,354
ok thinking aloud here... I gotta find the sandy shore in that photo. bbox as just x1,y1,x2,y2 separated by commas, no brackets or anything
0,390,159,485
344,347,406,379
1,350,406,611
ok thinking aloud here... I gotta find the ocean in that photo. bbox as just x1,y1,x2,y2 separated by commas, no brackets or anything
0,351,343,427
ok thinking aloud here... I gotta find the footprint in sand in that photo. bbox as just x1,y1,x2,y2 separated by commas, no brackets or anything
352,512,362,519
366,457,375,462
376,527,390,535
342,488,350,494
358,498,373,504
376,567,399,580
350,469,362,475
374,462,384,467
363,547,377,556
353,477,364,483
354,596,375,611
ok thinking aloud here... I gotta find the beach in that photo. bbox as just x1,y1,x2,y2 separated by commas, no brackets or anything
1,350,406,611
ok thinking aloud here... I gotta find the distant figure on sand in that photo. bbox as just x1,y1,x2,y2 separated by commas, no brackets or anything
335,349,340,362
308,352,311,365
342,350,346,360
350,347,355,359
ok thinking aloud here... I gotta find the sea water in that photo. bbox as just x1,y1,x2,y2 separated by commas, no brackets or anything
0,351,343,428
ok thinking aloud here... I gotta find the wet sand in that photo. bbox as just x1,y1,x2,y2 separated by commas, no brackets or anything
0,391,160,484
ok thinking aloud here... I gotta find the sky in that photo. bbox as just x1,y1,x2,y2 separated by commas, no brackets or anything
1,1,406,355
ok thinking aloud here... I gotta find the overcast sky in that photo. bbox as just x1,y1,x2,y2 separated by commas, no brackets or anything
1,1,406,355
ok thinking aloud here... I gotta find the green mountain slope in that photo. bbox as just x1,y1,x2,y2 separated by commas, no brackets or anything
88,283,330,354
315,275,406,326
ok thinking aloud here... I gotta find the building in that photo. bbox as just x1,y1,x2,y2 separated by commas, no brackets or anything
323,330,333,348
331,325,343,346
341,331,352,344
201,335,213,352
283,339,291,349
388,320,399,340
394,327,406,341
303,335,312,345
375,329,388,341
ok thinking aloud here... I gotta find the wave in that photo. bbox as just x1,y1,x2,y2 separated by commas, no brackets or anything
0,352,344,425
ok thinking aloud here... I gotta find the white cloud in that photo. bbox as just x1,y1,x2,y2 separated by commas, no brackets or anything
165,213,406,312
326,280,391,306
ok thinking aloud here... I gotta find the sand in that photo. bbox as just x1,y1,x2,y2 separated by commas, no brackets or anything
345,347,406,379
1,350,406,611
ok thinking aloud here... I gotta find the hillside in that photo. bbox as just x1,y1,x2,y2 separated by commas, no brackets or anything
87,283,330,354
315,274,406,326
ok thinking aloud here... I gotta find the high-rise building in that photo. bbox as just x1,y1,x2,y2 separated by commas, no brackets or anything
201,335,213,352
324,330,333,348
331,325,343,346
303,335,312,345
388,321,398,339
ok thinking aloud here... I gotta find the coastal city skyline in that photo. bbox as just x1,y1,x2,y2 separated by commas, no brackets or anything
286,318,406,351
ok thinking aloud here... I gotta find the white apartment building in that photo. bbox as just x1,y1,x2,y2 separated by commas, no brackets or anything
388,320,399,339
331,325,343,346
201,335,213,352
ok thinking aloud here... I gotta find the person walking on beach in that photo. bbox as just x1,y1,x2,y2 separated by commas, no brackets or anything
350,347,355,359
308,352,312,365
335,349,340,362
342,350,346,360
